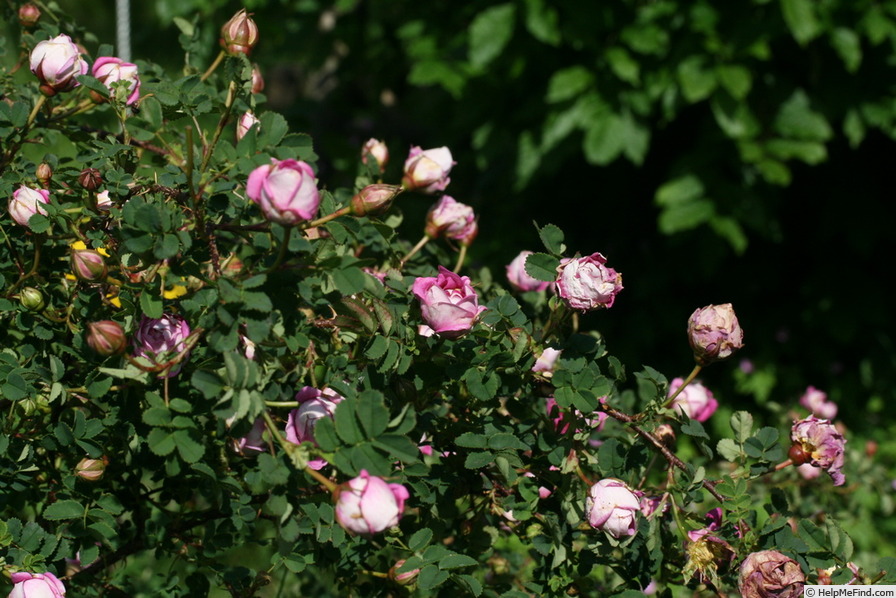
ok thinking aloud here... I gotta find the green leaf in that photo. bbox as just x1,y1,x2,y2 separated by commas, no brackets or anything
454,433,488,449
546,66,592,103
468,4,516,69
487,433,528,451
139,291,163,319
730,411,753,443
605,47,640,85
523,0,560,46
523,252,560,282
417,564,450,591
677,56,717,103
463,368,499,401
774,90,832,142
365,335,389,360
716,65,752,100
75,75,110,98
191,370,225,400
372,434,420,463
716,439,742,462
456,574,483,597
464,451,495,469
781,0,821,45
175,430,205,463
356,390,389,439
43,500,84,520
536,222,565,255
830,28,862,73
439,553,478,569
408,528,433,551
147,428,177,456
334,398,364,445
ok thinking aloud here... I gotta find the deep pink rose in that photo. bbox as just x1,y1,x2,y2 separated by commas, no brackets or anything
667,378,718,422
790,416,846,486
285,387,344,470
586,478,640,538
555,252,623,312
9,571,66,598
335,470,409,535
132,313,192,378
545,396,607,435
412,266,487,338
29,34,88,95
506,251,550,292
246,159,320,225
687,303,744,365
402,146,454,193
92,56,140,105
9,185,49,228
424,196,478,246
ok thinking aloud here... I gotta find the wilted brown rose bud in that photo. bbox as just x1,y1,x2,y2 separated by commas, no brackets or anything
78,168,103,191
738,550,805,598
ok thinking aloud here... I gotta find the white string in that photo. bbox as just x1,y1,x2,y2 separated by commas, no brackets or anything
115,0,131,62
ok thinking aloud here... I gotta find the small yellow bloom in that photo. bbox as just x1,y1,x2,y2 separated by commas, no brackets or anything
70,240,110,257
163,285,188,299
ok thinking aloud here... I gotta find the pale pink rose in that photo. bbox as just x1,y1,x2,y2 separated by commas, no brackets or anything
532,347,562,377
236,111,260,141
412,266,487,338
555,252,623,312
390,559,420,585
9,185,49,227
687,303,744,365
9,571,66,598
402,146,454,193
92,56,141,105
506,250,550,292
29,34,88,95
361,138,389,172
586,478,640,538
791,416,846,486
799,385,837,419
246,158,320,225
132,313,192,378
796,463,821,480
424,196,478,246
335,470,409,535
667,378,718,422
285,387,344,470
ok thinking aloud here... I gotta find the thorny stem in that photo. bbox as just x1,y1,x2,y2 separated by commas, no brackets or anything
665,364,703,406
200,80,237,174
261,411,337,493
7,234,44,295
400,235,430,268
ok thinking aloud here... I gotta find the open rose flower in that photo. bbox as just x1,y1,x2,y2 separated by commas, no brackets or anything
507,250,551,292
586,478,640,538
555,252,623,312
285,387,344,470
667,378,718,422
738,550,805,598
9,571,66,598
335,470,409,535
132,313,192,378
799,385,837,419
402,146,454,193
29,33,88,95
424,196,478,246
790,416,846,486
687,303,744,365
9,185,49,228
412,266,486,338
92,56,141,105
246,158,320,225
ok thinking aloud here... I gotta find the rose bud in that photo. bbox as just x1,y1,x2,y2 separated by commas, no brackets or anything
361,138,389,173
71,249,107,281
507,250,550,292
412,266,487,339
220,9,259,56
687,303,744,365
738,550,805,598
86,320,127,356
132,313,192,378
389,560,420,586
586,478,640,539
667,378,718,422
555,252,623,312
532,347,562,378
77,168,103,191
9,185,49,228
236,111,260,141
91,56,141,105
246,158,320,225
29,33,88,96
75,456,107,481
401,145,454,193
35,163,53,187
799,385,837,420
285,387,344,470
19,287,45,312
250,64,265,94
233,417,267,456
19,3,41,28
334,469,410,535
8,571,66,598
790,416,846,485
350,183,401,216
424,196,478,246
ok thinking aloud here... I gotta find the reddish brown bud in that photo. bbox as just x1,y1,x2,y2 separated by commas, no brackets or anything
36,163,53,186
18,2,41,28
77,168,103,191
86,320,127,356
350,184,401,216
788,443,809,466
71,249,107,281
220,9,259,56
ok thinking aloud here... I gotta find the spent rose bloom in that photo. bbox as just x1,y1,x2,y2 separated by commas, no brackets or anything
361,138,389,172
667,378,718,422
285,387,344,470
402,146,454,193
335,469,409,535
799,385,837,419
532,347,562,377
132,313,192,378
92,56,140,105
555,252,623,312
412,266,487,338
738,550,805,598
9,185,49,228
236,111,260,141
9,571,66,598
424,196,478,246
586,478,640,538
506,250,550,292
790,416,846,486
220,9,259,55
246,158,320,225
29,34,88,96
687,303,744,365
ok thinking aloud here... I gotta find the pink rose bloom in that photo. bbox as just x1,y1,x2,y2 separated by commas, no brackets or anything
639,495,664,519
791,416,846,486
686,507,723,542
29,33,88,95
412,266,487,338
687,303,744,365
335,469,409,535
402,145,454,193
506,250,550,292
9,571,66,598
285,387,344,470
233,417,266,456
532,347,562,377
92,56,140,105
667,378,718,422
361,138,389,172
9,185,49,228
132,313,192,378
246,158,320,225
555,252,623,312
799,386,837,419
424,196,478,246
236,111,260,141
545,396,607,434
586,478,640,538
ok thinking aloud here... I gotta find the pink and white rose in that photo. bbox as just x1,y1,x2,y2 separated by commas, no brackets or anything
9,571,66,598
285,387,344,470
424,196,478,246
667,378,718,422
236,111,260,141
92,56,141,105
29,34,88,95
412,266,487,338
506,250,550,292
555,252,623,312
402,146,454,193
246,158,320,225
586,478,640,538
9,185,49,228
132,313,192,378
335,469,409,535
361,138,389,172
799,385,837,420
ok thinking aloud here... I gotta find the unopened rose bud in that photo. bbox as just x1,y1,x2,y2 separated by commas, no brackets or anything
402,145,454,193
350,184,401,216
220,9,259,56
19,287,45,311
36,163,53,186
236,111,260,141
92,56,141,105
71,249,107,281
86,320,127,356
30,34,88,96
389,560,420,586
738,550,805,598
8,184,49,228
334,470,409,535
361,138,389,172
78,168,103,191
19,2,41,27
8,572,66,598
687,303,744,365
75,456,107,481
250,64,265,94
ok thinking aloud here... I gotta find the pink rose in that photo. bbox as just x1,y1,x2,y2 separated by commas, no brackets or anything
29,33,88,96
233,417,266,456
9,185,49,228
667,378,718,422
9,571,66,598
532,347,562,377
799,385,837,419
424,196,478,246
506,250,550,292
545,396,607,434
285,387,344,470
402,146,454,193
687,303,744,365
412,266,487,338
335,470,409,535
555,252,623,312
246,158,320,225
361,138,389,172
132,313,192,378
92,56,141,105
236,111,260,141
586,478,640,538
790,416,846,486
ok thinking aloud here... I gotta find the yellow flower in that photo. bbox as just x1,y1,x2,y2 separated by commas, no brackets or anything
71,240,110,257
163,285,188,299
